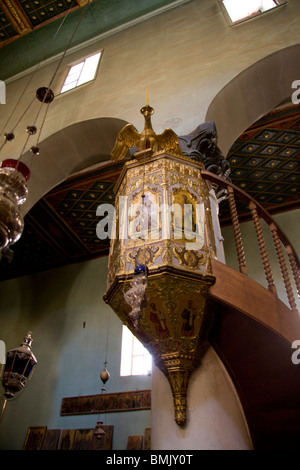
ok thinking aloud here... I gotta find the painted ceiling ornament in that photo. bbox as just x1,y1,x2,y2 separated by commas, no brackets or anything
104,99,217,426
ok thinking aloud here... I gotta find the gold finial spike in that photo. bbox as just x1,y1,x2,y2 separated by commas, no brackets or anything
141,89,153,118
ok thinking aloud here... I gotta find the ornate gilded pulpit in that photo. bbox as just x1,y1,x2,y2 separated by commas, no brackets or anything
103,102,217,425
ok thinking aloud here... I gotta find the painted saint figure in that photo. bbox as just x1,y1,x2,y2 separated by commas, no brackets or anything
181,300,196,335
149,303,169,337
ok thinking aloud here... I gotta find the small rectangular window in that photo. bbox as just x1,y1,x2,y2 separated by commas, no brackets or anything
60,51,101,94
120,325,152,377
220,0,285,25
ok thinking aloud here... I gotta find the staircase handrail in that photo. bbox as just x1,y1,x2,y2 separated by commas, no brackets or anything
201,170,300,312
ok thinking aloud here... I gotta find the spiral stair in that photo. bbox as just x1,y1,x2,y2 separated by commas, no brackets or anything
202,171,300,450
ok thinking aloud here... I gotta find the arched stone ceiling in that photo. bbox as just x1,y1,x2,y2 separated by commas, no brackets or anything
21,116,128,214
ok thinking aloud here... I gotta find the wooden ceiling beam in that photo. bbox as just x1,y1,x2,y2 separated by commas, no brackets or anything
75,0,91,5
0,0,32,36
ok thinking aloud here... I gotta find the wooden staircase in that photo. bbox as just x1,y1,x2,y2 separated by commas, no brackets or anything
202,171,300,450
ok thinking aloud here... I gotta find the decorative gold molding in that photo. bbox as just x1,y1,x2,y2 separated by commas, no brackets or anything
0,0,92,47
75,0,90,5
0,0,32,35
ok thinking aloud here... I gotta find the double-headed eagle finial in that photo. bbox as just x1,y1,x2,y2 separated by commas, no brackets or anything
111,96,183,161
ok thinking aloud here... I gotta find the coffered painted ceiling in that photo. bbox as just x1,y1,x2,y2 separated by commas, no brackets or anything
0,0,81,45
223,103,300,220
0,103,299,281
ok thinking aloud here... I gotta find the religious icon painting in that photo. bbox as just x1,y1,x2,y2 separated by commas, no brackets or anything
58,429,76,450
23,426,47,450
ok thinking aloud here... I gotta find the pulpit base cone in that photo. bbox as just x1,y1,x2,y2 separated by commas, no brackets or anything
104,268,215,426
160,349,208,426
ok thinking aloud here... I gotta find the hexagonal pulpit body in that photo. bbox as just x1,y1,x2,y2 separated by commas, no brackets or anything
104,106,216,425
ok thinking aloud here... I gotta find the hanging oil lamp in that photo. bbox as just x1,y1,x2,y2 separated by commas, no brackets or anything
94,421,106,442
100,363,110,388
0,159,30,251
2,331,37,399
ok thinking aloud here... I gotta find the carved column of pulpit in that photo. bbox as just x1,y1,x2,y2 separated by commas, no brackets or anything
103,103,216,425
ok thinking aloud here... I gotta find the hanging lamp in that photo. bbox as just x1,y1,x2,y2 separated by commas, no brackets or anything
1,332,37,399
0,0,92,258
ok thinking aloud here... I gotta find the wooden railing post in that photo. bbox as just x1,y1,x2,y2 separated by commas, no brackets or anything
286,245,300,300
201,170,300,314
227,186,247,275
249,201,277,295
270,223,298,311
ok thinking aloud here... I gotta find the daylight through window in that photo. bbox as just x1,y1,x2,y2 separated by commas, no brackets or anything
61,52,101,94
222,0,282,24
120,325,152,376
